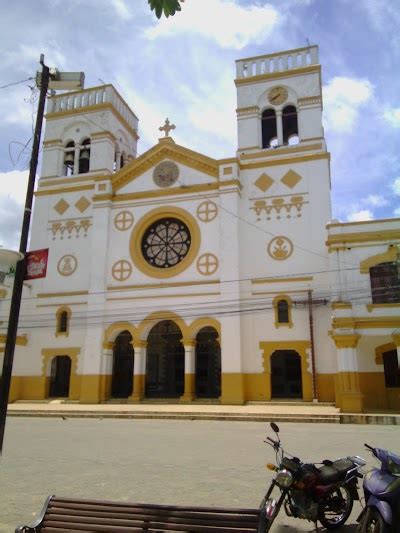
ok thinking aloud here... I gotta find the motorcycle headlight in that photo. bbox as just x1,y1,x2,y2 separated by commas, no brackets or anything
388,459,400,476
276,469,293,488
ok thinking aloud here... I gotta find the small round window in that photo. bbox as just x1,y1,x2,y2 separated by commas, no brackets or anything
141,218,191,268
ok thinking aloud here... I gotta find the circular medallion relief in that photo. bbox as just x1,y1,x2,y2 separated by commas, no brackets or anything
57,254,78,276
141,217,191,268
267,236,293,261
153,161,179,188
268,86,288,106
197,253,218,276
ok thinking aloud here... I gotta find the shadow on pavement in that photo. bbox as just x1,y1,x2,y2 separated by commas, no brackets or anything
274,524,357,532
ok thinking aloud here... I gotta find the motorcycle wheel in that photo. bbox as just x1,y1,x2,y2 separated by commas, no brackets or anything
358,508,390,533
318,485,353,529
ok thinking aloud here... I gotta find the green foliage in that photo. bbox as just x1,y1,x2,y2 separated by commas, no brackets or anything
148,0,182,19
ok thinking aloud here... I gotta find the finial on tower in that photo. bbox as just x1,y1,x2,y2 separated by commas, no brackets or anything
159,118,176,137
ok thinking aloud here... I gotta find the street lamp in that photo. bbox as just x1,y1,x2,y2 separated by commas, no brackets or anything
0,56,84,455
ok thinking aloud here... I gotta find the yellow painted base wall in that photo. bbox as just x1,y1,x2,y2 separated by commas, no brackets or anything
7,372,395,410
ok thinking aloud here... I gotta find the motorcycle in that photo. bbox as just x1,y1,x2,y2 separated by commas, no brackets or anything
260,422,366,531
356,443,400,532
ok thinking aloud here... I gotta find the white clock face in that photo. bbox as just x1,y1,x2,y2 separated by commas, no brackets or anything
153,161,179,188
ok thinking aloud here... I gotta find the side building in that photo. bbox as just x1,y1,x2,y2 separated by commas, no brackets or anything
1,45,399,412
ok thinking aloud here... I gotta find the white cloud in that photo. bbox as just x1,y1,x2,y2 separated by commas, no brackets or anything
383,107,400,128
323,76,373,133
392,177,400,195
145,0,281,49
394,207,400,217
0,170,29,249
347,209,374,222
363,194,388,207
110,0,132,20
0,170,30,204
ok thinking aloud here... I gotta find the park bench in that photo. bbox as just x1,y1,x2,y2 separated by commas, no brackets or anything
16,494,266,532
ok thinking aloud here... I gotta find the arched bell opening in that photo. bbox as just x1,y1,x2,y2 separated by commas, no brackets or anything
195,326,221,398
145,320,184,398
111,330,134,398
49,355,72,397
270,350,302,399
78,138,91,174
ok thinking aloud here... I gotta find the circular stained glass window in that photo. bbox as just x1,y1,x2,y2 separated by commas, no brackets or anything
141,218,191,268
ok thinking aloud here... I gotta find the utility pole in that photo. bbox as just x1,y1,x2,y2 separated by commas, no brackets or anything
0,57,84,455
0,57,50,454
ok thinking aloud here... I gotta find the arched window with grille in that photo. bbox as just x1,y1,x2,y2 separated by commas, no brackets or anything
273,295,292,327
261,109,278,148
56,307,71,336
282,105,299,145
78,138,91,174
370,262,400,304
63,141,75,176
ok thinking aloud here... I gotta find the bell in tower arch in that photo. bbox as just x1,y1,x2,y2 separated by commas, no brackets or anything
78,138,91,174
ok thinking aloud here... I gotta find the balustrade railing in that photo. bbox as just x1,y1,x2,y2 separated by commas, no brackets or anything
47,85,138,132
236,45,318,79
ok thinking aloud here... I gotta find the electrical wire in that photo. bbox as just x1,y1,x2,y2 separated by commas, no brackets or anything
0,77,34,90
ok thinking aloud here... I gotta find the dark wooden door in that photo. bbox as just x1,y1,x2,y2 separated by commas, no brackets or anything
49,356,71,397
271,350,302,399
195,327,221,398
146,320,184,398
111,331,134,398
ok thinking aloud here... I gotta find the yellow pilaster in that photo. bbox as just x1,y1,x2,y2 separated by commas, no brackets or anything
129,340,147,402
180,339,196,402
221,373,245,404
333,334,364,413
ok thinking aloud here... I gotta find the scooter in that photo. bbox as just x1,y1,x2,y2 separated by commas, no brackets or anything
356,443,400,532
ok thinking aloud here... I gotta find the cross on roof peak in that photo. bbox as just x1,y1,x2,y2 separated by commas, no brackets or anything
159,118,176,137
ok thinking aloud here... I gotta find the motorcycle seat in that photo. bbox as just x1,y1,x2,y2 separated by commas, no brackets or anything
318,459,355,485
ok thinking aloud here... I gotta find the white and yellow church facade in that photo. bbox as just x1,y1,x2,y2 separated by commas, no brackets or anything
1,45,399,412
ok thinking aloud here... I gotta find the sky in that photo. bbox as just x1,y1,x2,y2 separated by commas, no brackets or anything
0,0,399,250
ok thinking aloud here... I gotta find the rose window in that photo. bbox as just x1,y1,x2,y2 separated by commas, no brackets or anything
141,218,191,268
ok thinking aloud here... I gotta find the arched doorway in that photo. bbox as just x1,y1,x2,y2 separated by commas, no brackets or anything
145,320,184,398
49,355,71,397
111,330,134,398
195,327,221,398
271,350,302,399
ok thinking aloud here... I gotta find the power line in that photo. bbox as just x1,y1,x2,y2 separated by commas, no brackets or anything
0,77,34,90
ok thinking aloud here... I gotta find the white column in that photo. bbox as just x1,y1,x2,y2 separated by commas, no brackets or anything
130,342,147,401
73,145,80,175
276,109,283,145
115,152,121,171
180,340,196,402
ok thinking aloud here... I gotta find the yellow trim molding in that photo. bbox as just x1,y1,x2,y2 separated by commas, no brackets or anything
333,317,400,330
41,347,80,400
239,152,329,170
259,340,312,401
273,295,293,328
235,64,321,86
107,291,220,302
0,334,27,346
107,279,219,291
240,143,323,160
112,137,218,192
327,218,400,229
327,230,400,247
367,303,400,313
332,334,360,349
392,334,400,347
37,291,89,298
103,322,138,345
129,206,201,279
137,310,190,340
252,276,313,284
360,246,398,274
332,301,352,310
187,317,221,339
375,342,397,365
35,184,94,196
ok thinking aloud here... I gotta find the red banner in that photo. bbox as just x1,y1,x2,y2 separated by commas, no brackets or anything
25,249,49,280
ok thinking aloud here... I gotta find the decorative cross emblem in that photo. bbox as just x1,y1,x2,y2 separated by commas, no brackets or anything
112,260,132,281
197,253,219,276
114,211,134,231
159,118,176,137
197,201,218,223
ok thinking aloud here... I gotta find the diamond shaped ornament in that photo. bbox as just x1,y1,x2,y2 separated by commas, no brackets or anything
254,173,274,192
75,196,90,213
281,170,302,189
54,198,70,215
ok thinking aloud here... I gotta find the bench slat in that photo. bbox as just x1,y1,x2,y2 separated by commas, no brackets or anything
46,507,258,528
51,498,259,515
43,520,257,532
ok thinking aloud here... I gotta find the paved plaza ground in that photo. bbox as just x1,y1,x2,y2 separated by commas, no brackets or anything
0,418,399,532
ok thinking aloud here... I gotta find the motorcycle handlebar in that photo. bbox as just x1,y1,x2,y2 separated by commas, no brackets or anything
364,443,376,455
266,436,279,447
